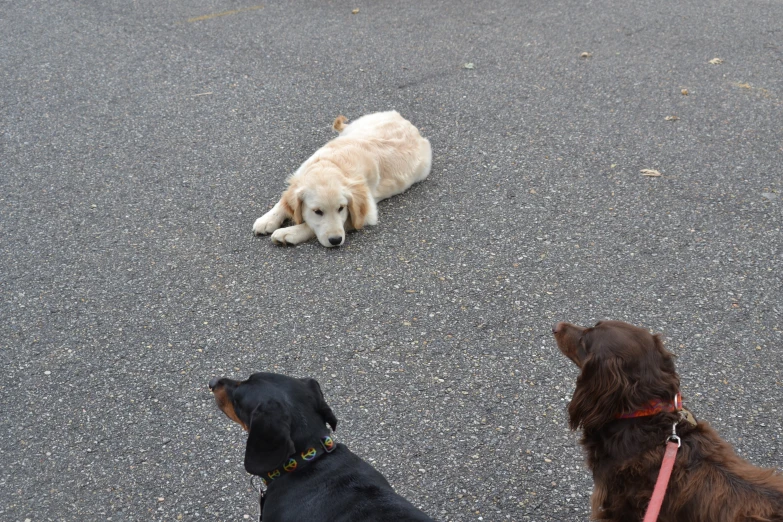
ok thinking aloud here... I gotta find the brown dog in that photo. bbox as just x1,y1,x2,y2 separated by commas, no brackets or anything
553,320,783,522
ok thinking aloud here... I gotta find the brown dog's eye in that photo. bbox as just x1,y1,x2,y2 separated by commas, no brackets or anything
314,209,323,216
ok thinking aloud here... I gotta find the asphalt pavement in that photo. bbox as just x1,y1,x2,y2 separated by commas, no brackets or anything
2,1,782,521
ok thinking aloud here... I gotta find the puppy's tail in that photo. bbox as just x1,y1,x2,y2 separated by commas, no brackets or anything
332,115,349,132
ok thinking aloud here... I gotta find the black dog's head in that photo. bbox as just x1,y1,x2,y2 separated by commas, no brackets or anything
208,373,338,475
553,320,680,433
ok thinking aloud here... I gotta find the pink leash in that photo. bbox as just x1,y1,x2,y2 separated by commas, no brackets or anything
642,424,681,522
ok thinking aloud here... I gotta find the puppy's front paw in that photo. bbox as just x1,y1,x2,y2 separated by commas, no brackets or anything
270,224,314,246
253,214,282,236
271,228,291,245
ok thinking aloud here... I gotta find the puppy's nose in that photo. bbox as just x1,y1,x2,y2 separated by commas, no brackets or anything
552,322,565,335
328,236,342,246
208,377,221,390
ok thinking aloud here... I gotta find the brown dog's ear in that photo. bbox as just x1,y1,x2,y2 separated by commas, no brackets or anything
652,334,676,362
281,182,304,224
301,378,338,431
568,352,630,432
568,330,680,433
650,333,680,392
244,399,295,475
574,339,588,366
348,181,371,230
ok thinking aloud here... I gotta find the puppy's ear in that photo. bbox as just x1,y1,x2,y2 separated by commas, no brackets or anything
347,181,371,230
244,399,295,475
301,378,338,431
281,182,304,224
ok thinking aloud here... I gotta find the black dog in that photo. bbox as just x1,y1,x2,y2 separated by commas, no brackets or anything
209,372,436,522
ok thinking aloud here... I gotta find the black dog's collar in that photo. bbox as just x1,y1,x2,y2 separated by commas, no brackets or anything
258,435,337,486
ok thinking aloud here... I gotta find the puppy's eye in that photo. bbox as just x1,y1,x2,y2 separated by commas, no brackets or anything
338,206,345,212
314,209,323,216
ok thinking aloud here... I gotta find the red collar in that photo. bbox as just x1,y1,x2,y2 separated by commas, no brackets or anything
616,393,682,419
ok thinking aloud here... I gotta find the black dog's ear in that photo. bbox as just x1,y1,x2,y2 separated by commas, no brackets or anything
301,378,338,432
244,399,295,476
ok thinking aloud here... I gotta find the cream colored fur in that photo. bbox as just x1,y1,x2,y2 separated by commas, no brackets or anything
253,111,432,247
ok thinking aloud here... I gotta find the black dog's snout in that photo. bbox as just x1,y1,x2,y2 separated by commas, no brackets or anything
328,236,342,246
208,377,220,390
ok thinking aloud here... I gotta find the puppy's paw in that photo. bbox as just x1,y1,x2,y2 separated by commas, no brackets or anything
270,229,293,245
270,224,315,246
253,214,282,236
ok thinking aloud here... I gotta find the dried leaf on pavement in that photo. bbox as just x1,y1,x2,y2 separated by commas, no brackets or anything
641,169,662,177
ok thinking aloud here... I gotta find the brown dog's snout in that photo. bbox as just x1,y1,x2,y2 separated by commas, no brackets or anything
552,322,566,335
208,377,221,391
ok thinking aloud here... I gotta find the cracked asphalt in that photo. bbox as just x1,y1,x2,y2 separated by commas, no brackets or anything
2,1,781,521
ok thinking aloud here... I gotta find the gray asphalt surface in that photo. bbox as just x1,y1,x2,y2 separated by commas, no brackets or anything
2,1,782,521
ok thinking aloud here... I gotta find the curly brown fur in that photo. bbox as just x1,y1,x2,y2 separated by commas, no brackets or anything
553,320,783,522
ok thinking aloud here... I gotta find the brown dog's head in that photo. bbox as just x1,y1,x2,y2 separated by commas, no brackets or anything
553,320,680,433
208,373,338,475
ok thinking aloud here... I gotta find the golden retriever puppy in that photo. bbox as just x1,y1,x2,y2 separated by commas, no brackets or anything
253,111,432,247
